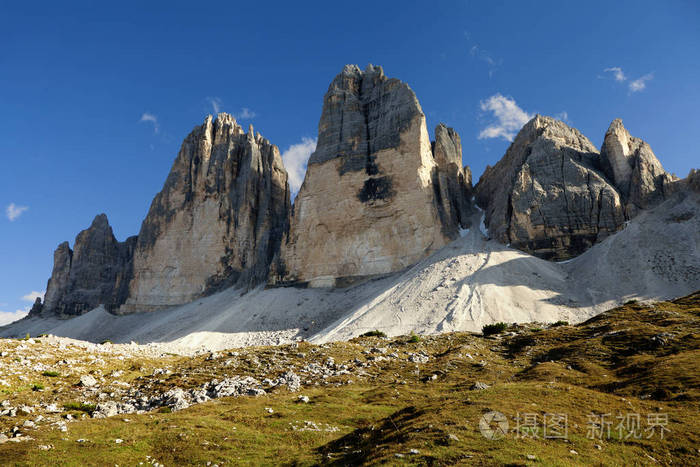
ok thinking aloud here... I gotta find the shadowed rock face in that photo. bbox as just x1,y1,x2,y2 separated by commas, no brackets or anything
274,65,474,287
475,115,626,261
600,119,677,216
35,214,137,317
120,113,290,313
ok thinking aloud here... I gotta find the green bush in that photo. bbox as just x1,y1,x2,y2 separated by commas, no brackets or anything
42,371,60,377
408,332,421,343
158,406,173,414
31,383,44,391
550,320,569,327
482,322,508,336
63,402,96,414
361,330,387,338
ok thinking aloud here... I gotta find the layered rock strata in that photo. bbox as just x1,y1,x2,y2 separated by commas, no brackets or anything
120,113,290,312
274,65,473,287
475,115,626,260
32,214,137,316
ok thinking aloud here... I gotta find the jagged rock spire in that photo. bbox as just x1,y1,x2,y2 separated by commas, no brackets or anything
120,113,290,312
600,118,677,215
38,214,136,317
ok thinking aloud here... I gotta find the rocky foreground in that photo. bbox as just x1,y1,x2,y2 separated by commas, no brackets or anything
1,294,698,465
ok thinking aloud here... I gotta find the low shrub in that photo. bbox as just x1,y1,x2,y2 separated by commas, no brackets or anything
361,330,387,338
482,322,508,336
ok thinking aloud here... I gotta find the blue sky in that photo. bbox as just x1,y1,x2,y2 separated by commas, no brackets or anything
1,1,698,324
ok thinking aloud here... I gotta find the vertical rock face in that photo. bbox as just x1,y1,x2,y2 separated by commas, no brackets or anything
600,119,676,216
35,214,137,317
475,115,626,260
432,123,475,231
275,65,472,287
120,113,290,312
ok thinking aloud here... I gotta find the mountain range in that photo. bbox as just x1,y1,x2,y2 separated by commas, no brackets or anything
4,64,699,350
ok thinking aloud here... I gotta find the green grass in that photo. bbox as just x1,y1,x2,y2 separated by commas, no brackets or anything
0,292,698,465
42,371,60,377
63,402,97,414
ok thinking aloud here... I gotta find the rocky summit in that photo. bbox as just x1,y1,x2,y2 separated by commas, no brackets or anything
275,64,474,287
34,214,136,317
600,118,677,217
476,115,627,261
120,114,290,312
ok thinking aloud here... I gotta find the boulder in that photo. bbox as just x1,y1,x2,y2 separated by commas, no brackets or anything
120,113,290,312
275,65,473,287
475,115,626,260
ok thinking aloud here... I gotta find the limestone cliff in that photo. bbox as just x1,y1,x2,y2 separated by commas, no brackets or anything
600,119,677,216
275,65,473,287
33,214,137,316
475,115,626,260
120,113,290,312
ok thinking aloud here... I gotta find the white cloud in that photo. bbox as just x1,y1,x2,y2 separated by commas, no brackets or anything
281,137,317,195
208,97,223,114
236,108,257,121
603,67,653,93
6,203,28,221
478,94,533,141
0,309,28,326
22,291,45,302
629,73,654,93
604,67,627,82
139,112,159,133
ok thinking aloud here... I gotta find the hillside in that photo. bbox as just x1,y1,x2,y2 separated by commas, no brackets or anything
0,293,698,465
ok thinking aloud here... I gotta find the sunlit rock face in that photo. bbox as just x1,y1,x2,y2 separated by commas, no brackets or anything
475,115,626,261
274,65,473,287
120,114,290,312
600,118,677,217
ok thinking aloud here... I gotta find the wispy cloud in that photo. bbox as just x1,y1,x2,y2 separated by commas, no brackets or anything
235,108,257,121
478,94,533,141
555,111,571,124
629,73,654,93
281,137,317,195
603,67,653,93
6,203,28,221
469,44,502,78
207,97,223,114
139,112,159,133
22,291,45,302
0,309,29,326
604,67,626,82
